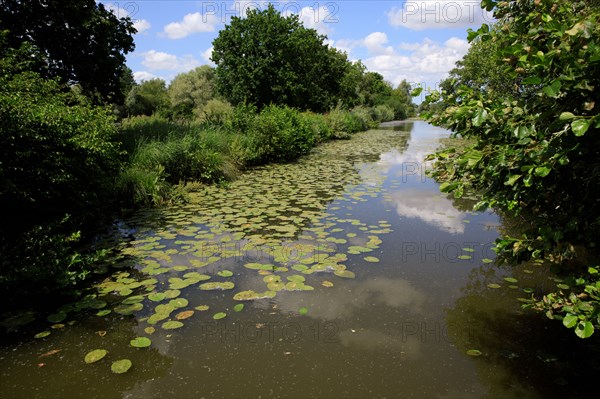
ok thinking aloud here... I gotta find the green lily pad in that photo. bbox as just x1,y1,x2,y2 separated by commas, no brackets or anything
121,295,144,305
199,282,235,291
287,275,306,283
148,292,166,302
130,337,152,348
84,349,108,364
298,307,308,315
34,331,51,339
195,305,210,311
213,312,227,320
334,270,355,279
114,303,143,316
233,304,244,312
466,349,482,357
144,327,155,335
217,270,233,277
487,283,501,289
164,289,181,299
504,277,518,283
169,298,189,308
364,256,379,263
162,320,184,330
457,255,472,260
47,312,67,323
96,309,111,317
111,359,132,374
482,258,493,263
462,248,475,252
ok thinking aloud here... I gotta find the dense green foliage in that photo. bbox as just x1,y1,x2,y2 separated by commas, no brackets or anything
125,78,170,117
0,0,136,104
211,4,353,111
423,0,600,337
0,42,121,293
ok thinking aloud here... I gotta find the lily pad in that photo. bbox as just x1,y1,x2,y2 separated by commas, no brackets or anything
457,255,472,260
487,283,501,289
195,305,210,311
96,309,111,317
213,312,227,320
233,304,244,312
47,312,67,323
298,307,308,315
121,295,145,305
84,349,108,364
217,270,234,277
334,270,356,279
503,277,518,283
169,298,189,308
199,282,235,291
114,303,143,316
162,320,184,330
34,331,51,339
111,359,132,374
482,258,493,263
144,327,156,335
176,310,194,320
364,256,380,263
466,349,482,357
322,280,334,287
130,337,152,348
148,292,166,302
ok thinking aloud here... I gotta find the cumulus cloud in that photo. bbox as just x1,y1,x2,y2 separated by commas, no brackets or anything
363,32,395,55
133,19,151,34
133,71,157,83
202,47,215,65
387,0,494,30
362,37,470,88
163,12,219,39
295,6,334,35
140,50,201,72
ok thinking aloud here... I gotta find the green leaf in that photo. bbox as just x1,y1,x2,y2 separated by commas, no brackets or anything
213,312,227,320
472,108,488,127
298,307,308,315
542,80,561,98
233,304,244,312
439,182,458,193
534,166,551,177
466,349,482,356
571,119,590,136
575,321,594,338
562,315,578,328
522,76,541,85
111,359,132,374
130,337,152,348
559,112,576,121
505,174,521,186
84,349,108,364
410,87,423,97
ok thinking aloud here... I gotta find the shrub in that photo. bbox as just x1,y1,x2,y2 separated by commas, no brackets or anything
196,99,233,125
301,112,333,143
373,104,395,122
351,106,377,129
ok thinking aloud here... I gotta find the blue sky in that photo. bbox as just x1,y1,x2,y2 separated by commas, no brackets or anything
101,1,493,95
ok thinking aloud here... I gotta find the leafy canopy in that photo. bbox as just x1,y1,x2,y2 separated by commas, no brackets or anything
211,4,351,112
0,0,136,103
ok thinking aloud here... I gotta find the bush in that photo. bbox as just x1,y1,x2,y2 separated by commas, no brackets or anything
326,105,365,138
301,112,333,143
196,99,233,125
351,106,377,129
373,104,395,122
242,105,316,164
0,69,121,295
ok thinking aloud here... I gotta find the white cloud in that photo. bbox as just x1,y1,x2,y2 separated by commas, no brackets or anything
133,71,157,83
363,32,395,55
140,50,201,72
295,6,334,35
387,0,494,31
163,12,219,39
202,47,215,65
362,37,470,88
133,19,151,34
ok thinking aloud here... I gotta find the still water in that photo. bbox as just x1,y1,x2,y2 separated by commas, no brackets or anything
1,121,598,398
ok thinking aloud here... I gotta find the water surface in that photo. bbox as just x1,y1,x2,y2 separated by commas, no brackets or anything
1,121,598,398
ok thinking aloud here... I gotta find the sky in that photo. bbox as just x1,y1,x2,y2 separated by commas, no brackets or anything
100,1,494,96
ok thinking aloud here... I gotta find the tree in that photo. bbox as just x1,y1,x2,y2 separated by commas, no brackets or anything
0,0,136,103
357,72,393,106
168,66,217,119
211,4,350,112
125,78,170,117
424,0,600,338
1,39,122,294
